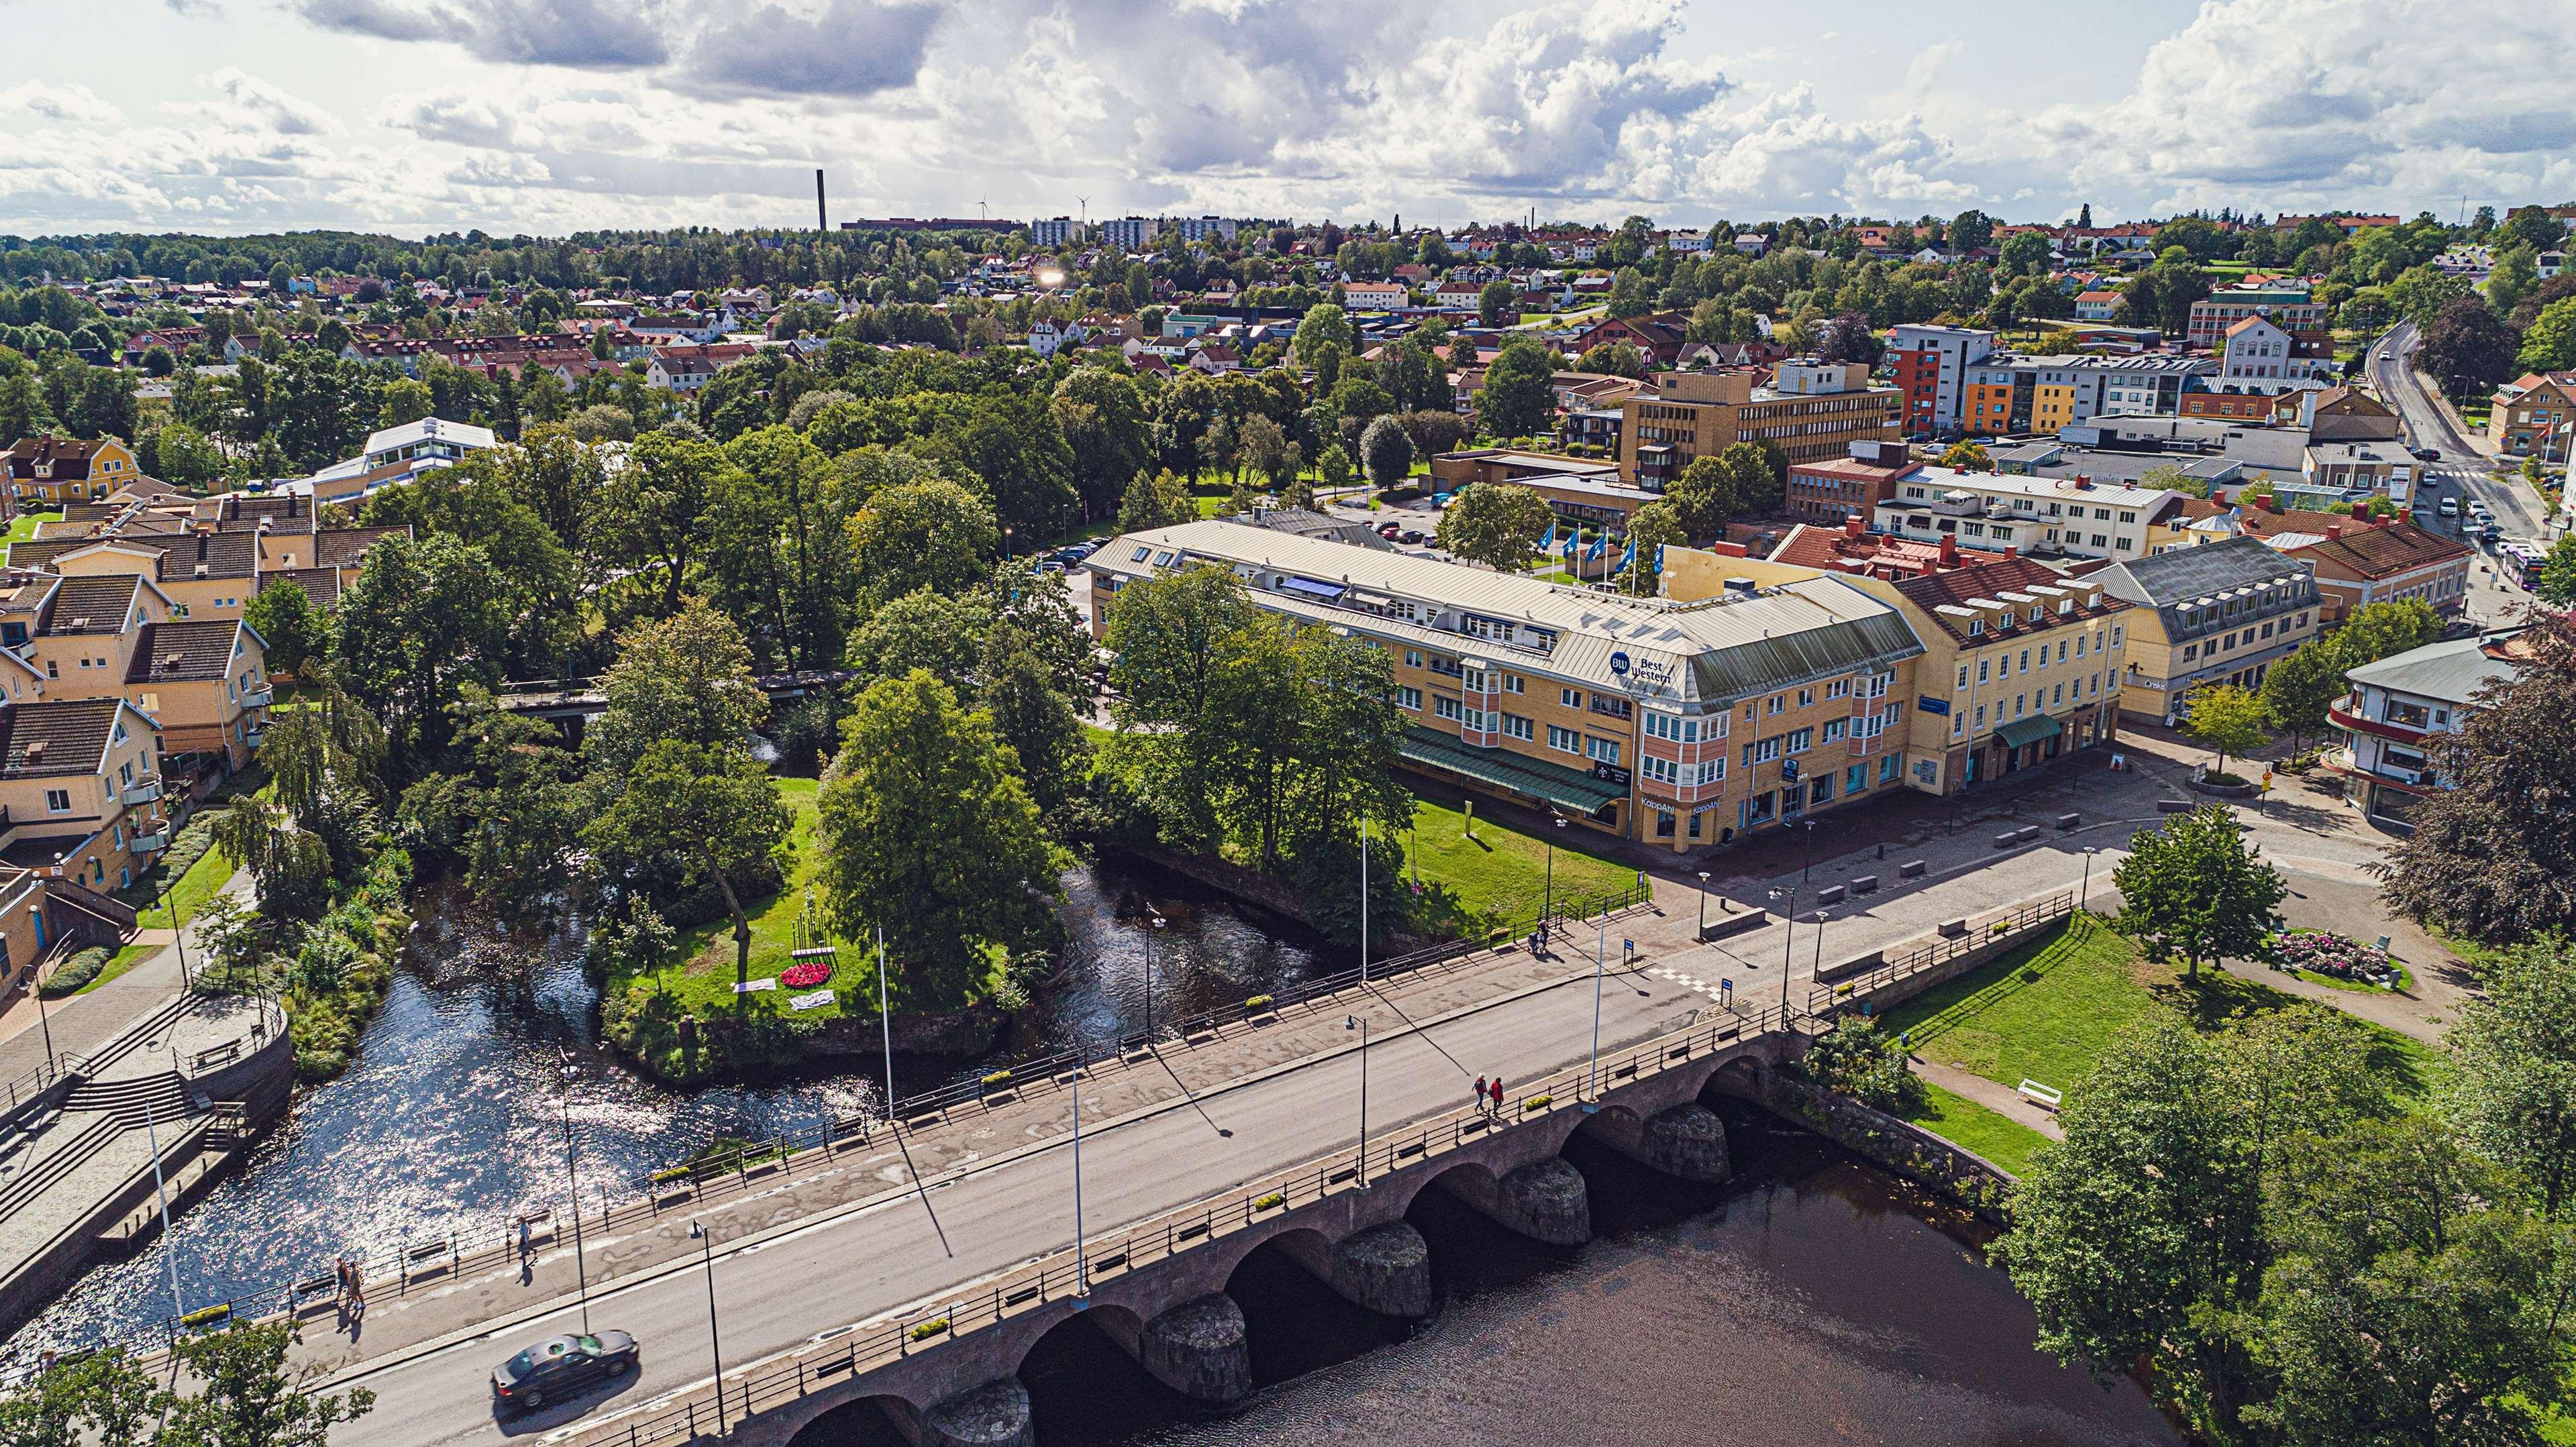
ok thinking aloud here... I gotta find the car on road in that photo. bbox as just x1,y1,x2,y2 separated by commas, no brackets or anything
2377,350,2391,362
2481,523,2503,545
492,1331,638,1414
2412,447,2440,462
2438,497,2458,518
1398,529,1425,545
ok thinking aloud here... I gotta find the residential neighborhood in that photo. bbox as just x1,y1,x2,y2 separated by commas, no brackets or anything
3,7,2576,1446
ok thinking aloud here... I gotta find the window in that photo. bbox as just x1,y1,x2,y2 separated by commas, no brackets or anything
1821,718,1847,745
1504,674,1525,694
1956,665,1969,690
1846,763,1867,795
1642,755,1679,785
2183,643,2197,661
1404,649,1423,668
1977,659,1990,684
1697,759,1724,784
1765,694,1785,715
1129,545,1150,561
2053,683,2065,706
1561,687,1582,708
1797,688,1814,708
1586,737,1620,765
2111,625,2124,647
43,789,68,812
1548,725,1582,753
1743,736,1783,766
1880,753,1901,784
1396,686,1423,710
1826,678,1853,700
1974,704,1986,729
1502,713,1534,741
2020,648,2030,672
1433,696,1464,722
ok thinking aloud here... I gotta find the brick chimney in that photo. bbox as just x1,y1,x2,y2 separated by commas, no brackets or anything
2004,545,2018,558
2325,523,2342,539
1843,513,1865,540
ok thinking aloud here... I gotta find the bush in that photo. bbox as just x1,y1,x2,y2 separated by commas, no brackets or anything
909,1318,950,1342
1800,1017,1925,1114
39,946,113,997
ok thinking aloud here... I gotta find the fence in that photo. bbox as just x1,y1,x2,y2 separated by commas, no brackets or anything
129,881,1659,1349
1805,891,2077,1016
552,998,1797,1447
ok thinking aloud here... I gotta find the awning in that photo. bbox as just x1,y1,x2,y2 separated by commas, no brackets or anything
1397,727,1627,815
1280,577,1346,600
1994,714,2064,750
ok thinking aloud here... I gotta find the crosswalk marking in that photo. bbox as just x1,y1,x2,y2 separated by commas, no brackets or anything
1649,965,1730,1003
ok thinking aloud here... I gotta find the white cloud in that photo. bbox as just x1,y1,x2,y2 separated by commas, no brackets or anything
0,81,121,125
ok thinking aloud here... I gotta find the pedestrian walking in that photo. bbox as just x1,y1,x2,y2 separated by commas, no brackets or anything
1473,1076,1487,1114
1490,1076,1504,1112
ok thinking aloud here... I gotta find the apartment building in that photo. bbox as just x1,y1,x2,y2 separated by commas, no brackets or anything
1619,366,1901,487
2088,535,2322,726
0,572,274,775
0,696,169,894
1097,217,1160,250
2215,316,2337,394
2185,285,2326,349
1082,521,1924,852
7,500,400,619
1872,468,2192,561
1784,441,1920,523
2328,630,2522,830
1029,217,1086,248
4,436,140,508
2488,372,2576,460
1838,558,2130,794
1959,354,2214,436
1887,323,1997,435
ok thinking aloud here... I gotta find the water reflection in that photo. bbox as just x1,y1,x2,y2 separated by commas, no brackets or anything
7,859,1325,1360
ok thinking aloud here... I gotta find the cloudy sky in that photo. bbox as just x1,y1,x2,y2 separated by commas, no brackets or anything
5,0,2575,239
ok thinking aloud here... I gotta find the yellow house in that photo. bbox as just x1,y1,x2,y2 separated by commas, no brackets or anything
2088,535,2322,727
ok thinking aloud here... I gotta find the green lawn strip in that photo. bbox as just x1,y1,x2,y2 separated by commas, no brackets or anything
5,510,62,544
74,940,160,996
1877,912,2430,1110
1901,1082,2050,1177
131,844,236,931
2287,961,2414,994
627,778,845,1022
1401,798,1635,933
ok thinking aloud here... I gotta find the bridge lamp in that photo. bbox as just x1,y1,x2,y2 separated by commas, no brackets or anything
689,1222,727,1436
1345,1015,1370,1189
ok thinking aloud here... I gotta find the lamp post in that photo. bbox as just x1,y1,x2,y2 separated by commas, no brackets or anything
1072,1049,1088,1302
1359,822,1370,987
1344,1014,1369,1187
1767,886,1798,1022
1694,870,1710,941
2080,846,2100,911
1002,525,1015,565
1584,914,1605,1110
1812,908,1829,977
1543,814,1563,924
688,1222,726,1436
559,1097,590,1332
1799,818,1817,884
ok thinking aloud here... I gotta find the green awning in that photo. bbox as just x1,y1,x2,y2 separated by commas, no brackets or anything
1398,727,1627,815
1994,714,2065,749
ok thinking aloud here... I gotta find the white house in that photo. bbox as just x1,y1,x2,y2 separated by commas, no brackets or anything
1341,280,1408,309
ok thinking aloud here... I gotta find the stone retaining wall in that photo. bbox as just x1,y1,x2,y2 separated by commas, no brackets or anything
1714,1057,2014,1222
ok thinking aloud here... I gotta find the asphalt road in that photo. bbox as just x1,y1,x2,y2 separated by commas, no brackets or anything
2369,321,2551,541
320,955,1716,1447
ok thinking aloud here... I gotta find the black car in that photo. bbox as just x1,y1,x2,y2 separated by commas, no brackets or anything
2412,447,2440,462
492,1331,638,1413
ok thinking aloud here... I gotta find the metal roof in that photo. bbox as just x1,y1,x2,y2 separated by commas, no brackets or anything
2343,635,2523,706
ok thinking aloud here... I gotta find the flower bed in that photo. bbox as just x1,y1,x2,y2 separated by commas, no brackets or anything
780,959,832,989
2271,930,2398,984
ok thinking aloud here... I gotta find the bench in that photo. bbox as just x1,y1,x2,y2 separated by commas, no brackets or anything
2157,799,2193,814
1937,919,1969,939
2016,1079,2063,1110
1814,884,1846,906
1850,874,1879,895
1994,830,2021,849
1898,859,1926,879
2057,812,2081,830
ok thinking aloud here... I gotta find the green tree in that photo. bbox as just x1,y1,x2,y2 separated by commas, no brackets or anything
331,533,512,772
2259,639,2346,749
2112,804,2287,977
397,692,584,908
1477,279,1516,328
1114,468,1195,533
0,1344,156,1447
597,429,733,617
1574,340,1646,378
2537,534,2576,606
2245,1116,2576,1446
244,578,325,680
1358,414,1413,490
1939,441,1993,472
377,378,433,428
1434,482,1556,570
2487,242,2540,316
1473,337,1556,439
847,586,989,694
1665,441,1778,537
706,425,857,672
980,618,1089,824
2181,680,2271,780
0,370,54,447
2420,294,2520,403
1292,303,1353,367
586,741,789,989
1621,499,1688,594
583,600,768,780
151,420,225,489
848,476,996,603
1313,443,1353,496
2518,296,2576,374
815,671,1066,1007
159,1320,375,1447
1948,209,1995,253
2444,936,2576,1218
2502,205,2566,254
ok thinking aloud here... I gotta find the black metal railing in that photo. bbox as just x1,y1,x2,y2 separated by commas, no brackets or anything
1806,891,2075,1014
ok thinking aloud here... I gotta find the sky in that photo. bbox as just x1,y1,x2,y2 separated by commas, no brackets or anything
5,0,2575,239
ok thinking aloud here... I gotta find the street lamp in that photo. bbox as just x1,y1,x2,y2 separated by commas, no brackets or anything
1694,870,1711,941
1071,1050,1088,1302
1543,814,1565,924
1811,908,1830,977
1358,822,1370,987
1344,1015,1369,1188
688,1222,726,1436
1002,525,1015,565
559,1097,590,1332
1799,818,1817,884
1767,886,1798,1022
1584,913,1606,1111
2080,846,2100,911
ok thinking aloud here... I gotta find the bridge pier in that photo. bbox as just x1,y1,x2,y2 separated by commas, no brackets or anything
1135,1294,1252,1404
1588,1103,1733,1184
1277,1222,1434,1319
1441,1157,1591,1246
914,1378,1033,1447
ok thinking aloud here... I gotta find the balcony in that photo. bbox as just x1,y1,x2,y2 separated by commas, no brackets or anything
130,830,168,854
121,777,161,806
241,728,265,749
240,688,274,710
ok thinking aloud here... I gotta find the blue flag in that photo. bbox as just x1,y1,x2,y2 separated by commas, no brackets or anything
1584,531,1607,562
1538,521,1556,553
1616,538,1637,576
1563,530,1580,559
1653,543,1666,574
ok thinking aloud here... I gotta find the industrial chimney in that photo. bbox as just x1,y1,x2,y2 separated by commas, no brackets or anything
815,169,827,231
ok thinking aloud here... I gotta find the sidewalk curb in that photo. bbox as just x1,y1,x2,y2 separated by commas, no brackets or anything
311,910,1673,1391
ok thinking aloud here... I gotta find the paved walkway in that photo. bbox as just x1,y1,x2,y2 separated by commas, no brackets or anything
0,871,252,1085
1911,1057,2062,1142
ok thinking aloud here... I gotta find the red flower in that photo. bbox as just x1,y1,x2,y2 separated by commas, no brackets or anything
780,961,832,989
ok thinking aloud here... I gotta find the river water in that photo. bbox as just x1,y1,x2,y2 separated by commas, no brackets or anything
5,858,1325,1360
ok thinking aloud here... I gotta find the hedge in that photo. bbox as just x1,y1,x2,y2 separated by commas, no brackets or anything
39,946,113,998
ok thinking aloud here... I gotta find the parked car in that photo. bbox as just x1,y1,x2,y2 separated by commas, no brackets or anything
2438,497,2458,517
2481,523,2503,544
1398,529,1426,545
492,1332,639,1414
1377,523,1401,540
1049,545,1095,566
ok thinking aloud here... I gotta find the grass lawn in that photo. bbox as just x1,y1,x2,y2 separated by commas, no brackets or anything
132,843,235,932
627,778,842,1020
1401,798,1635,934
75,940,160,996
4,510,62,543
1901,1082,2050,1177
1879,912,2432,1112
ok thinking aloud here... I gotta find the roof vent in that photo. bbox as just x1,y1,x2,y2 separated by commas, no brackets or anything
23,741,43,762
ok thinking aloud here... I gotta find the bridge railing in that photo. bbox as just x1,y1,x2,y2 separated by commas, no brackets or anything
552,997,1797,1447
121,883,1659,1351
1804,891,2076,1016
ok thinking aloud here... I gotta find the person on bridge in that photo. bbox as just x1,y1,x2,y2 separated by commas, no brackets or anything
1490,1076,1505,1113
1474,1076,1488,1114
